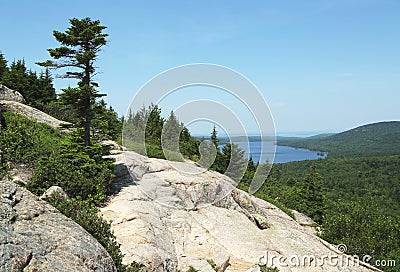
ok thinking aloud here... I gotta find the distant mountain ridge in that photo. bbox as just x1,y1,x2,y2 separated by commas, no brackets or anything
278,121,400,157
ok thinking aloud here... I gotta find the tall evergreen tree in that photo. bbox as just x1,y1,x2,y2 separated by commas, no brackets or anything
37,17,108,146
145,104,164,145
209,126,226,172
0,52,7,80
162,111,182,152
37,68,57,104
210,125,219,148
1,60,28,94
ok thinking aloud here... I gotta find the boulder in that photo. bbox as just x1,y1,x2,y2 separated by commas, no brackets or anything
101,140,125,151
0,181,116,271
39,185,69,200
0,84,26,104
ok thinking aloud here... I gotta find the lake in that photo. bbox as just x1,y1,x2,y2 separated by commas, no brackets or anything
222,141,327,164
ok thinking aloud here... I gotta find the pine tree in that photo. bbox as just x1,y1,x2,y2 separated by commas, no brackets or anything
209,126,225,172
37,17,108,146
145,104,164,145
1,58,56,110
162,111,182,152
210,125,219,148
38,68,57,104
0,52,7,81
91,99,122,141
1,60,28,95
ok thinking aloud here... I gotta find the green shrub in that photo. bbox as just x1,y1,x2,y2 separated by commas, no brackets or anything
27,142,114,205
0,112,62,164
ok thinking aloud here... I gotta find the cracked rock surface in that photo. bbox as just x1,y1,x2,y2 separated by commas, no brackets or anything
0,181,116,272
101,151,376,272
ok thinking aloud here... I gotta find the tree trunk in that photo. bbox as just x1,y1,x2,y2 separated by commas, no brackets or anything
83,64,91,146
84,111,91,146
83,95,91,146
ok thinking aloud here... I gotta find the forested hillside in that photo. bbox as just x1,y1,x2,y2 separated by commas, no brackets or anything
279,121,400,157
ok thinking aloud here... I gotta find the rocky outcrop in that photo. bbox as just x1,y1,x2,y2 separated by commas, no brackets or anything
0,84,26,104
101,151,378,272
0,100,71,130
0,85,71,130
0,181,116,271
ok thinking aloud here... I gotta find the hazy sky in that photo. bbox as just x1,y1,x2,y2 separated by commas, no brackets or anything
1,0,399,135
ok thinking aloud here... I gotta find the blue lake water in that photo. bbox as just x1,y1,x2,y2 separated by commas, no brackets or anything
222,141,327,164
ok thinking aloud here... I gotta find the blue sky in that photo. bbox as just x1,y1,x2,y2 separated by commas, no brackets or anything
1,0,399,135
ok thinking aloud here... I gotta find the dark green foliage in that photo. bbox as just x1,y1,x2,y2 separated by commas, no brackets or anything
41,99,76,123
38,17,108,146
1,59,28,96
27,140,114,205
92,100,122,141
0,52,7,79
274,156,400,215
179,127,200,158
48,195,144,272
321,199,400,267
278,121,400,157
145,105,164,144
0,58,56,110
301,166,325,224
